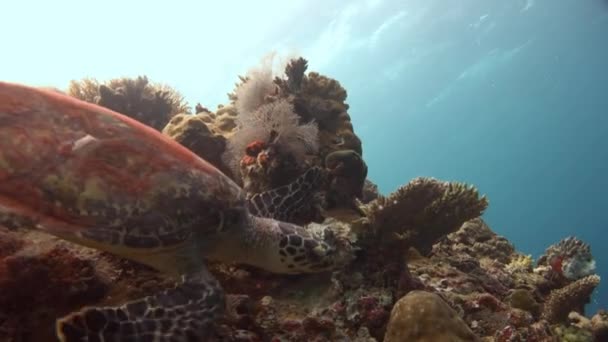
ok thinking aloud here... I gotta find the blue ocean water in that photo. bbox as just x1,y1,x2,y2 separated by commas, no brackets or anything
321,1,608,312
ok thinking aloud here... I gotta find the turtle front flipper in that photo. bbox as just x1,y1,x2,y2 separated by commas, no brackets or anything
246,166,327,222
226,215,355,274
56,266,224,342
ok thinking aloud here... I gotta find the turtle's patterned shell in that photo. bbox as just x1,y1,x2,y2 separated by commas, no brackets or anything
0,82,244,248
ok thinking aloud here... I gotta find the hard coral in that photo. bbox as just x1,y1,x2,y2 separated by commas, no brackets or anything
542,274,601,324
162,111,231,176
68,75,190,131
362,177,488,254
384,290,480,342
537,236,596,281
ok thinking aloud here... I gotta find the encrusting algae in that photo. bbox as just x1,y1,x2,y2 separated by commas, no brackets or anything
0,54,604,341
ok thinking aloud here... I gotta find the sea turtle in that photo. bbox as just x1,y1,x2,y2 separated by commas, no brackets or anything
0,82,355,341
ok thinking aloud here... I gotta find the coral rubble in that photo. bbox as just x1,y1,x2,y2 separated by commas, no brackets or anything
0,55,604,342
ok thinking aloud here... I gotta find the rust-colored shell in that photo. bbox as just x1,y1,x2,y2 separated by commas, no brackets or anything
0,82,244,242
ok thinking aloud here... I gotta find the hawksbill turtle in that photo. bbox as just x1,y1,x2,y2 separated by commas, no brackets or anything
0,82,355,341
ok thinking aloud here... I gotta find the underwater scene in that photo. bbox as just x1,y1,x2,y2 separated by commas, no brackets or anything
1,0,607,341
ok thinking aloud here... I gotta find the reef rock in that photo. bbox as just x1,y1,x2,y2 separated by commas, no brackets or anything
223,56,365,196
162,106,236,177
384,290,480,342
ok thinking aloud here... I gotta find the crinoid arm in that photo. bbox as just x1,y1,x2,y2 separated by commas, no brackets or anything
246,166,327,222
56,266,225,342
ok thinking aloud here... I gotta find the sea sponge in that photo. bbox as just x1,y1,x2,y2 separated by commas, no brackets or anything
537,236,596,281
67,76,190,131
361,177,488,254
541,274,601,324
384,291,480,342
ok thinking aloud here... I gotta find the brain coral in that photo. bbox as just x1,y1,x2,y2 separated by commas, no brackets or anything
384,290,480,342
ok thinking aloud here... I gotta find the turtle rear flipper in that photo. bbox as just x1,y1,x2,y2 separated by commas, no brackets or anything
247,166,327,221
56,266,224,342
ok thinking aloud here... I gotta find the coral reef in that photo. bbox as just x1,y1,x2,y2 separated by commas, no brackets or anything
542,274,601,324
0,231,108,341
360,177,489,254
223,55,364,197
68,75,190,130
162,110,232,177
537,236,597,281
324,149,368,210
225,98,320,194
384,290,480,342
0,54,605,342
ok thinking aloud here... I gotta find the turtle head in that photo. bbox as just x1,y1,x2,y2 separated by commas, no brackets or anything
211,215,356,274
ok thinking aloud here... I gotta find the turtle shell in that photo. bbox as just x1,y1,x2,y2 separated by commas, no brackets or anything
0,82,245,252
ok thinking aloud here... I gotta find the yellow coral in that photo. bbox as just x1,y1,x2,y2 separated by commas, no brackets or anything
505,254,533,273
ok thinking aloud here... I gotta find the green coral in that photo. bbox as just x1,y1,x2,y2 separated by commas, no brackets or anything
361,177,488,254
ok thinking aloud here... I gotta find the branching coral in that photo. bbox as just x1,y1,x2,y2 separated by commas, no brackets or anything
280,57,308,93
361,177,488,254
541,274,601,324
537,236,596,281
67,75,190,130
